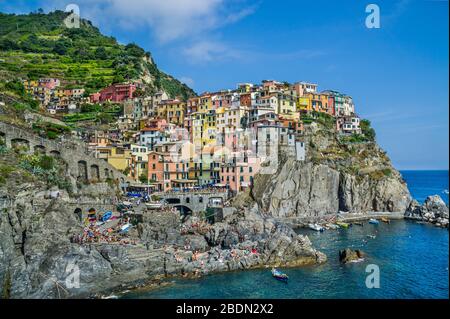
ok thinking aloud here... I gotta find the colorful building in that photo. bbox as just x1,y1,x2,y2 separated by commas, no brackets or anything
90,83,136,103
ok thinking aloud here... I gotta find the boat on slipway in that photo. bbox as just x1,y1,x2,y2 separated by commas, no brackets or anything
308,223,324,232
336,222,350,229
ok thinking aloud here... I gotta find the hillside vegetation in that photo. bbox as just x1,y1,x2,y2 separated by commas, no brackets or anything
0,10,195,99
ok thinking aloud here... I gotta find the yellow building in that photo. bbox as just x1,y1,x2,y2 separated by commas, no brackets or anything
192,112,205,153
156,99,186,126
297,96,311,112
203,110,217,147
166,100,186,126
278,94,298,118
107,146,132,172
197,94,213,113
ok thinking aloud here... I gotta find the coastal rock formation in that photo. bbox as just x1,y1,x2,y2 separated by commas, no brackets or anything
0,179,325,299
405,195,449,228
339,249,365,264
250,125,411,219
252,158,411,219
0,181,119,298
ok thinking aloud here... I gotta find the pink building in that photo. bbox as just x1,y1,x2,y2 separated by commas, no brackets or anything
90,92,101,104
38,78,60,90
219,159,260,194
90,83,136,103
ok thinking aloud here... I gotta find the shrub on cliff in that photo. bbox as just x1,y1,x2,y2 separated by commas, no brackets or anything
361,119,376,141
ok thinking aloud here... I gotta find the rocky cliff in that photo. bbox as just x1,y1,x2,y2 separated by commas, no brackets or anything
0,180,325,298
250,122,412,219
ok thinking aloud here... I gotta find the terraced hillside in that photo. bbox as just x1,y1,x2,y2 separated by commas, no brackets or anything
0,10,195,99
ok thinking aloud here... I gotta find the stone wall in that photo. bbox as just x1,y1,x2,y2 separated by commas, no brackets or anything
0,122,130,189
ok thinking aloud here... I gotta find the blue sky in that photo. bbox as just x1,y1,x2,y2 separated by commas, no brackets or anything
0,0,448,170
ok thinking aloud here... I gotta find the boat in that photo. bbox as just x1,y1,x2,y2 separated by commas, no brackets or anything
145,201,163,209
308,223,324,232
271,268,288,282
381,217,390,224
336,222,350,229
367,235,376,239
369,218,379,225
100,211,113,223
353,222,364,226
120,223,131,233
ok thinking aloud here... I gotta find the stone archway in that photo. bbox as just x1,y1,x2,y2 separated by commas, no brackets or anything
78,160,88,181
49,150,61,158
11,138,30,153
90,164,100,180
0,131,5,146
104,168,110,179
34,145,46,154
174,205,193,222
74,208,83,222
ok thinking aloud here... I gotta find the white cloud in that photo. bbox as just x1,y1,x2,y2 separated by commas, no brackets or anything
47,0,256,43
182,40,242,63
182,40,325,64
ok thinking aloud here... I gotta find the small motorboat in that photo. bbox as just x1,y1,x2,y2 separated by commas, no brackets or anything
369,218,379,225
381,217,390,224
353,222,364,226
145,201,163,209
367,235,376,239
271,268,288,282
308,223,324,232
336,222,350,229
120,223,131,233
100,211,113,223
326,223,340,230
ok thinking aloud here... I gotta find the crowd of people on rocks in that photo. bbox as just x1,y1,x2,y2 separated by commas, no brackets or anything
70,208,138,246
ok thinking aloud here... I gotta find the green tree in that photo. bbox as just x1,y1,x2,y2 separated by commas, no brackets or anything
139,173,148,184
94,47,108,59
53,39,71,55
360,119,376,141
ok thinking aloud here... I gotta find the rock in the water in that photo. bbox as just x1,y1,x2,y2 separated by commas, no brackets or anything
405,195,449,227
339,249,365,263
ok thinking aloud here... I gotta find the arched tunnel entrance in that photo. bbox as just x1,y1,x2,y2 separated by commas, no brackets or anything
74,208,82,222
173,205,193,222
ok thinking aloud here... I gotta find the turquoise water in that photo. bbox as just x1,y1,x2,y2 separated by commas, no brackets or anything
122,171,449,299
401,170,448,204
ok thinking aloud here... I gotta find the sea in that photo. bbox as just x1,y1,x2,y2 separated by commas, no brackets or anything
122,170,449,299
